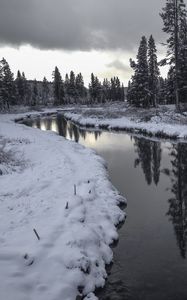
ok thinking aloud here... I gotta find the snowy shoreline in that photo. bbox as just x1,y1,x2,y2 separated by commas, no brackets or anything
0,112,125,300
63,110,187,141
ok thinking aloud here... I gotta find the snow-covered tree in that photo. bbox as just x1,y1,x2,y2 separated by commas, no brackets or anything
148,35,160,107
42,77,49,105
128,36,149,107
89,73,102,103
0,58,15,109
68,71,77,99
102,78,111,101
32,79,38,106
15,70,30,105
52,66,64,105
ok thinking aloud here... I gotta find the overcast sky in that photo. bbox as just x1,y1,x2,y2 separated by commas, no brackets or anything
0,0,175,85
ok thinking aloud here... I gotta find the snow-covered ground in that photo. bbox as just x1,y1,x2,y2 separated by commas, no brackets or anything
63,104,187,140
0,112,125,300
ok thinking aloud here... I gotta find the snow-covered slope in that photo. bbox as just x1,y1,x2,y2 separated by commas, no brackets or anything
0,113,125,300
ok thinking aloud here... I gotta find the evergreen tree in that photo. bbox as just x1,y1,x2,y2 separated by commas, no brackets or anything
129,36,149,107
110,77,116,101
68,70,77,99
64,73,69,91
166,66,176,104
127,80,132,104
21,72,30,105
0,58,15,109
32,79,38,106
15,70,26,104
178,17,187,104
121,83,125,102
160,0,187,109
89,73,102,103
75,73,85,98
157,77,167,104
52,66,64,105
148,35,160,107
102,78,111,101
42,77,49,105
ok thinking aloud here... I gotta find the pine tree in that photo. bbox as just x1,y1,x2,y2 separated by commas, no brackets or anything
148,35,160,107
121,84,125,102
15,70,25,104
75,73,85,98
126,80,132,104
32,79,38,106
42,77,49,105
89,73,102,103
0,58,15,109
157,77,167,104
129,36,149,107
166,67,176,104
52,66,64,105
178,17,187,104
21,72,30,105
102,78,111,101
110,77,116,101
160,0,187,109
68,70,77,100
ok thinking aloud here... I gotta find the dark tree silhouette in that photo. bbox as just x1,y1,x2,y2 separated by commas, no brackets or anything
166,143,187,258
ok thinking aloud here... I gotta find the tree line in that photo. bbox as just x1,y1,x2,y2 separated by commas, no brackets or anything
127,0,187,110
0,59,125,110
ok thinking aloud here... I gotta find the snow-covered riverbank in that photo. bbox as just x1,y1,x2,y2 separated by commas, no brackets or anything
0,112,125,300
63,104,187,140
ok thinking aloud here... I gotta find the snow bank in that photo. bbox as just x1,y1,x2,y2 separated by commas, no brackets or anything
63,111,187,140
0,113,125,300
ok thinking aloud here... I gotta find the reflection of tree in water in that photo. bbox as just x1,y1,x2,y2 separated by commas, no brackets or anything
67,121,101,143
94,131,101,141
79,128,87,140
73,125,80,143
134,137,162,186
35,118,41,129
152,141,162,185
166,143,187,259
56,114,67,137
44,118,52,130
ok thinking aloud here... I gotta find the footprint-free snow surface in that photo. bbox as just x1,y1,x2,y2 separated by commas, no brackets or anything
0,113,125,300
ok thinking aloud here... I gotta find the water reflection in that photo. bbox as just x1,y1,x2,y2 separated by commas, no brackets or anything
27,115,101,143
22,114,187,299
165,144,187,259
134,137,187,259
134,137,162,186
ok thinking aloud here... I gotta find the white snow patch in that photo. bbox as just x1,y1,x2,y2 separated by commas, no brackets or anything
0,112,125,300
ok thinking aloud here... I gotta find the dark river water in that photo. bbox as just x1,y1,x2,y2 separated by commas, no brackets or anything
23,114,187,300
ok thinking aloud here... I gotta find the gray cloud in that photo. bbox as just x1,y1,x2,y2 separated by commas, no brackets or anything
0,0,177,51
107,59,130,72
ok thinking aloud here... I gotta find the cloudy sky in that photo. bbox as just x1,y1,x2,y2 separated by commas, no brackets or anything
0,0,172,85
